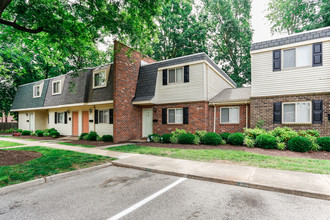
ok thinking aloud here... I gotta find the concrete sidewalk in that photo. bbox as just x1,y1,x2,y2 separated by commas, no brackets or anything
1,137,330,200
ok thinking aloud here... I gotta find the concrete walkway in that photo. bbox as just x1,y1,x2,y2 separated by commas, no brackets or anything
1,137,330,200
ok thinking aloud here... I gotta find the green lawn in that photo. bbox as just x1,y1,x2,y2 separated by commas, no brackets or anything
0,140,24,148
57,142,97,148
107,145,330,174
0,146,115,187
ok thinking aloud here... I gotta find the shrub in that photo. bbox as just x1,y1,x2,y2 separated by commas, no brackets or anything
161,134,172,143
277,142,286,151
96,135,102,141
243,128,266,139
50,131,60,138
178,133,195,145
255,135,277,149
195,130,207,143
193,135,200,145
221,139,226,145
243,136,255,148
306,129,320,137
219,132,231,141
102,135,113,142
43,132,50,137
31,132,36,136
21,130,31,136
86,131,98,141
170,129,187,144
36,130,44,137
203,132,222,145
227,133,244,145
270,127,298,143
79,133,88,140
153,136,161,143
5,129,14,133
148,134,161,142
287,136,312,152
16,129,22,133
45,128,57,133
316,137,330,152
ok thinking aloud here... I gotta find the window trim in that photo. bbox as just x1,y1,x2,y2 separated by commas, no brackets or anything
167,67,184,85
57,112,65,124
167,108,183,124
93,70,107,89
282,101,312,124
282,44,312,70
98,109,109,124
33,85,41,98
220,106,240,124
52,80,62,95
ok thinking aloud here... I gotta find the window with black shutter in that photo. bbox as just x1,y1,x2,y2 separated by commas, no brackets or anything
312,100,323,124
183,107,189,124
109,109,113,124
64,112,68,124
313,43,322,67
94,110,98,124
273,50,281,71
54,112,58,124
162,69,167,85
162,108,167,124
273,102,282,124
184,66,189,83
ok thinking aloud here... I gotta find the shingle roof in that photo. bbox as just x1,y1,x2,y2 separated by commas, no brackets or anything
251,27,330,51
133,53,236,102
210,87,251,103
11,79,49,110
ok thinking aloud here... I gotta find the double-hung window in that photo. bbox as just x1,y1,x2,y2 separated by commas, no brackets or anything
283,101,311,123
52,81,61,95
94,71,106,88
99,110,109,123
168,108,183,124
283,45,311,69
220,107,239,124
168,68,183,84
57,112,65,124
33,85,41,98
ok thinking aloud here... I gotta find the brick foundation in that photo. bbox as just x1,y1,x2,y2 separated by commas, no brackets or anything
250,93,330,136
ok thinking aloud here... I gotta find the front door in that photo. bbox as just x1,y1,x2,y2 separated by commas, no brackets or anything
72,112,79,136
82,111,89,133
29,113,34,131
142,108,153,137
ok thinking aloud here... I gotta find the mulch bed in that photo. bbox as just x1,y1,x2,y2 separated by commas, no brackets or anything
136,142,330,160
62,140,114,147
13,135,64,140
0,150,42,166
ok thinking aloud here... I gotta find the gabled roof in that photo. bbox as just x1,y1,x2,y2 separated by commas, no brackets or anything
251,26,330,51
133,53,236,102
11,79,49,111
210,87,251,103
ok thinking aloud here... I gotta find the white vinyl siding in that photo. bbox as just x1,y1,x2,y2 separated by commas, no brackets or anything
168,108,183,124
207,65,233,99
220,107,239,124
251,40,330,97
282,101,311,124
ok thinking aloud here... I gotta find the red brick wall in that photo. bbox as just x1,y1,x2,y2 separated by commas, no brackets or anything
152,102,210,134
250,94,330,136
208,104,249,133
113,41,156,143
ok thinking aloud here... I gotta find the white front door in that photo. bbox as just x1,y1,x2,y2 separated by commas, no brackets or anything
142,108,153,137
29,113,35,131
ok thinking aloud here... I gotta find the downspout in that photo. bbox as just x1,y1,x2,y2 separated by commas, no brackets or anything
212,102,216,132
246,101,249,128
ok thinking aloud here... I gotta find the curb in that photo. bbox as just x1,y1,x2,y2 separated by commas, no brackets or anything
0,163,112,195
111,161,330,201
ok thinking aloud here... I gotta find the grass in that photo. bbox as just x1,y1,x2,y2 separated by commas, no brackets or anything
0,146,115,187
107,145,330,174
57,142,97,148
0,140,24,148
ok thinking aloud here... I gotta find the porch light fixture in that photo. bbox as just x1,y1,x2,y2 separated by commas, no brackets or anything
89,109,93,114
67,110,70,114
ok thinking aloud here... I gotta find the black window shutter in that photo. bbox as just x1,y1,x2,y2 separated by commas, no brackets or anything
273,50,281,71
162,69,167,85
95,110,98,124
109,109,113,124
184,65,189,83
313,43,322,67
54,112,58,124
64,112,68,124
312,100,323,124
273,102,282,124
183,107,189,124
162,108,167,124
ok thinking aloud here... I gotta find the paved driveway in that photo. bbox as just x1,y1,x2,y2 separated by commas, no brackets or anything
0,166,329,220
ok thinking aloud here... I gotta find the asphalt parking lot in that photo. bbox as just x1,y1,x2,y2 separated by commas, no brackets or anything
0,166,329,220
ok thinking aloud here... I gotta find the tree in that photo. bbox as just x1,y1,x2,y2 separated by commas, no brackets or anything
201,0,253,86
152,0,209,60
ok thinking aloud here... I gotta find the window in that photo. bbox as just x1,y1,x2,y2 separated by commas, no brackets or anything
283,102,311,123
94,71,106,88
57,112,65,124
52,81,61,95
283,45,311,69
168,68,183,84
220,107,239,124
33,85,41,98
168,108,183,124
99,110,109,123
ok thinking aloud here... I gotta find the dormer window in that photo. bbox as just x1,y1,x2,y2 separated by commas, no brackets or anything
52,80,61,95
33,85,41,98
168,67,183,84
93,71,106,88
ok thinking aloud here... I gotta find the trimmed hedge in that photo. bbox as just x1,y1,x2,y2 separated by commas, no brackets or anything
203,132,222,145
21,130,31,136
161,134,172,143
255,134,277,149
219,132,231,141
101,135,113,142
50,131,60,138
287,136,312,152
178,133,195,145
316,137,330,152
79,133,88,140
86,131,98,141
36,130,44,137
227,133,244,145
148,134,161,142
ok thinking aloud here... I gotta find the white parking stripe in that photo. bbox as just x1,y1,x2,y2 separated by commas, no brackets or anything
107,177,187,220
